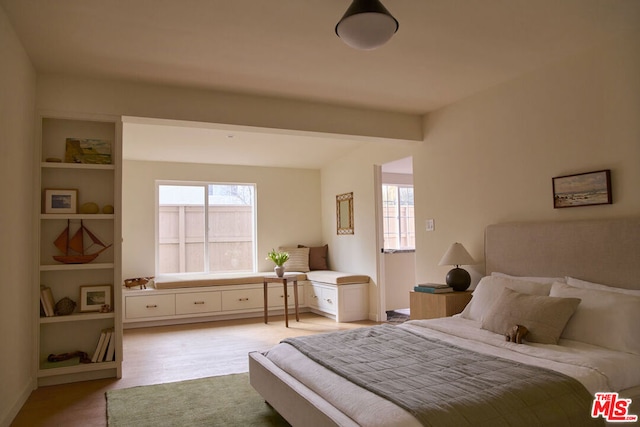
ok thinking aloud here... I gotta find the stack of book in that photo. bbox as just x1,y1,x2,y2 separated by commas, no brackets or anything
40,285,56,316
92,328,116,363
413,283,453,293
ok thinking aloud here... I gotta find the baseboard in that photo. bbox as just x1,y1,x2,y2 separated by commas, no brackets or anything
0,377,34,427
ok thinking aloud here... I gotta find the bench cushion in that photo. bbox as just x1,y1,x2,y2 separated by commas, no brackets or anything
306,270,369,285
154,271,369,289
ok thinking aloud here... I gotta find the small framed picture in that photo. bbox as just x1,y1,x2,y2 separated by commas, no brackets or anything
552,169,612,208
79,285,112,312
44,189,78,214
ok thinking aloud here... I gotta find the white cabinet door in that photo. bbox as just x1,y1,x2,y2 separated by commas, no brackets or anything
125,294,175,319
176,291,222,314
221,288,263,311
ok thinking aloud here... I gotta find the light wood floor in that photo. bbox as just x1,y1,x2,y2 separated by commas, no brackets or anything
12,313,377,427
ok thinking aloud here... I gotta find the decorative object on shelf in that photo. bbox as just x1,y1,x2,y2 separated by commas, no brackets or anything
438,242,476,291
80,202,100,214
335,0,398,50
102,204,114,214
99,304,111,313
47,351,92,364
45,157,62,163
53,219,112,264
65,138,112,164
54,297,76,315
43,188,78,214
79,284,112,312
266,249,289,277
552,169,612,208
124,276,154,289
336,192,354,235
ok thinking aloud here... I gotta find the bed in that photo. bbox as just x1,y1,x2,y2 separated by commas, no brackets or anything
249,218,640,426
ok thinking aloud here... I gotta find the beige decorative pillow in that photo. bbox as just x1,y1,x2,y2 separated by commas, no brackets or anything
481,288,581,344
460,275,552,321
298,244,328,270
279,247,310,272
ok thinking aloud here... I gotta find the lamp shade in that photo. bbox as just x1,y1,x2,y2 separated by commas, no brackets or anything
438,243,475,267
335,0,399,50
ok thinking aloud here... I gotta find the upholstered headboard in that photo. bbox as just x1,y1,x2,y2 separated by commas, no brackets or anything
485,218,640,289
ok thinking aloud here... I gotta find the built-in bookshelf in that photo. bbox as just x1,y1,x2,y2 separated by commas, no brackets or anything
35,113,122,386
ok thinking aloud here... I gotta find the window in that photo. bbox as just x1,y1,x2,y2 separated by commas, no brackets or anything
157,182,256,275
382,184,415,250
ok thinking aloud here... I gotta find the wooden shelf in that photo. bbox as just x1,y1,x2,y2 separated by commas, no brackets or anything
41,162,114,170
40,312,115,324
38,361,118,377
40,263,115,271
41,214,114,220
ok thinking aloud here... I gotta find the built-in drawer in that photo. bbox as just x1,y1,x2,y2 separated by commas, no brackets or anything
267,284,304,308
307,283,337,314
221,288,263,311
176,291,222,315
125,294,175,319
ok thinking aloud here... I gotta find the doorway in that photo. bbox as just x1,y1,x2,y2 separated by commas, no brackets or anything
376,157,416,319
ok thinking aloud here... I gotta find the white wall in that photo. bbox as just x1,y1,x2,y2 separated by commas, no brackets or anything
414,31,640,287
0,6,36,426
321,144,416,320
122,160,322,278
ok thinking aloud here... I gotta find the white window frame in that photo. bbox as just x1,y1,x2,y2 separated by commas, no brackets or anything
155,180,257,276
382,183,415,252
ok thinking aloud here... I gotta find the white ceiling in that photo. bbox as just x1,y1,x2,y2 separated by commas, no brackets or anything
4,0,639,170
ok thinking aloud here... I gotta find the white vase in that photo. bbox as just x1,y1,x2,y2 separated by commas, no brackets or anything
274,266,285,277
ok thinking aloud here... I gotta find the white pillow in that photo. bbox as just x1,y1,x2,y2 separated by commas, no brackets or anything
460,275,552,321
279,247,310,272
565,276,640,296
491,272,565,284
550,282,640,355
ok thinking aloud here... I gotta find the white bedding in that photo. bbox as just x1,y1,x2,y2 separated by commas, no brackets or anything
264,316,640,426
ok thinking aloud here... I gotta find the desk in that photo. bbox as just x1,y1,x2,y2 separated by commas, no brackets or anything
263,274,299,327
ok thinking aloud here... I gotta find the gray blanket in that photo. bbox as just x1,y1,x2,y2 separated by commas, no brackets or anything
282,324,602,427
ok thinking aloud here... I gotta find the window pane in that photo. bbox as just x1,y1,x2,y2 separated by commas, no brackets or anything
158,185,205,274
382,184,415,250
158,183,256,275
208,184,255,273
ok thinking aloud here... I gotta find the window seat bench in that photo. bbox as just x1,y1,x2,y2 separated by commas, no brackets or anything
123,271,370,328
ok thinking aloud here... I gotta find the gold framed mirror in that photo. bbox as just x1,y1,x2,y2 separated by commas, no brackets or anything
336,192,354,235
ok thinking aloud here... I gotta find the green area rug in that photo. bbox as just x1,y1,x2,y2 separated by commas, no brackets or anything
106,372,290,426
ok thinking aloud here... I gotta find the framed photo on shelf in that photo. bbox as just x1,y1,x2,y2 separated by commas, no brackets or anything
79,285,112,312
44,189,78,214
552,169,612,208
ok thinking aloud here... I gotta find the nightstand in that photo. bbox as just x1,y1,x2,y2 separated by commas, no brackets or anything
409,290,472,320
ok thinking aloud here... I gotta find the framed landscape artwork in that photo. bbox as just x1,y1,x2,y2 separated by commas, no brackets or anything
79,285,112,312
44,188,78,214
552,169,612,208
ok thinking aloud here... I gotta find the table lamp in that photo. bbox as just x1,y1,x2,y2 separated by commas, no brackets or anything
439,242,475,291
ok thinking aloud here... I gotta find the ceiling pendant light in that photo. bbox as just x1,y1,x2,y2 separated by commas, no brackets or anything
335,0,399,50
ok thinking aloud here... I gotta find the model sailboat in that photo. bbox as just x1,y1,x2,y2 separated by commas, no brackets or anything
53,220,112,264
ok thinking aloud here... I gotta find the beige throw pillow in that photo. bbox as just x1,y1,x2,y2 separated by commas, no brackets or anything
279,247,310,272
481,288,581,344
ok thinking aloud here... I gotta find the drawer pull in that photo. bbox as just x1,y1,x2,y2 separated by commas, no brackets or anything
194,301,205,305
325,298,333,304
238,297,249,301
146,304,158,308
280,294,291,298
